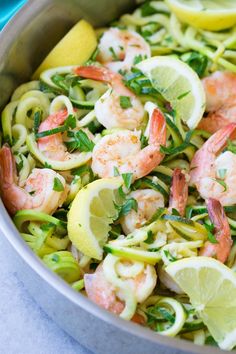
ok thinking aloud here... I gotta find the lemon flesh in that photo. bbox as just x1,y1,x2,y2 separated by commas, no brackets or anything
166,257,236,350
33,20,97,79
68,178,122,260
165,0,236,31
137,56,206,129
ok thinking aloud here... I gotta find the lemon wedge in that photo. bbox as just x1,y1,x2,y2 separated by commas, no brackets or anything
68,178,122,260
136,56,206,129
165,0,236,31
33,19,97,79
166,256,236,350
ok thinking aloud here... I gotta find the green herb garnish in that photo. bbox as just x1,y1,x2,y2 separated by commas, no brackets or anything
122,173,133,189
35,114,76,139
217,168,227,179
204,223,218,244
144,230,155,244
33,109,42,134
227,139,236,154
115,198,138,218
213,178,227,192
109,47,119,61
66,130,95,152
44,161,52,169
177,90,191,100
53,177,64,192
163,250,177,262
113,166,120,177
119,95,132,109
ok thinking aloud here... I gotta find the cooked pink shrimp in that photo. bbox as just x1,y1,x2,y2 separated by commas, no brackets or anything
84,262,155,323
37,109,93,161
37,109,68,160
190,123,236,205
121,189,164,235
97,28,151,73
198,71,236,134
74,65,144,130
0,145,68,215
91,107,166,180
200,198,232,263
169,168,188,217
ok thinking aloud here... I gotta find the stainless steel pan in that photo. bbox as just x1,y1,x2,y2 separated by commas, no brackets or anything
0,1,228,353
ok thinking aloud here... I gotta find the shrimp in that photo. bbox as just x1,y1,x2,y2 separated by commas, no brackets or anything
91,107,166,180
169,168,188,217
37,110,93,161
37,110,68,160
74,65,144,130
159,267,184,294
97,28,151,73
0,145,68,215
121,189,164,235
198,71,236,134
84,261,156,323
190,123,236,205
200,198,232,263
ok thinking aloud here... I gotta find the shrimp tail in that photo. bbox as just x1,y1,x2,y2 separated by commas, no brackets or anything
74,65,114,83
0,145,22,215
209,123,236,154
149,108,166,146
190,123,236,186
200,198,232,263
0,144,17,187
169,168,188,217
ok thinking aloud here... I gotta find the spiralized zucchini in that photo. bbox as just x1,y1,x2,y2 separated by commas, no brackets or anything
119,1,236,73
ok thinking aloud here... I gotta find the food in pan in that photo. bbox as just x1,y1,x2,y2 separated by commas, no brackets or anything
1,0,236,350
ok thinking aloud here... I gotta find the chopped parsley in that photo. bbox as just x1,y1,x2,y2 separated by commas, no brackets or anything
113,166,120,177
163,250,177,262
53,177,64,192
121,173,133,189
133,54,144,65
213,178,227,192
118,186,126,198
140,2,157,17
40,222,56,232
181,51,208,78
33,109,42,134
144,230,155,244
109,47,119,61
204,223,218,244
217,168,227,179
35,114,76,139
115,198,138,218
177,90,191,100
119,95,132,109
44,161,52,169
227,139,236,154
66,130,95,152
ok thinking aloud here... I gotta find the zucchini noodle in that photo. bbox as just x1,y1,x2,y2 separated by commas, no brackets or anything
119,2,236,73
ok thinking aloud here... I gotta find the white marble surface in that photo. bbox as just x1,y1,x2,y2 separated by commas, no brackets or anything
0,236,93,354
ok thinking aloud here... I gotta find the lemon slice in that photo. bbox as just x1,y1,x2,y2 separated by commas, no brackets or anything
136,56,206,129
166,257,236,350
165,0,236,31
68,178,122,260
33,20,97,79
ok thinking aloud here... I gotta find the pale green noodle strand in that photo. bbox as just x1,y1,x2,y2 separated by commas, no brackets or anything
11,124,28,153
11,81,40,101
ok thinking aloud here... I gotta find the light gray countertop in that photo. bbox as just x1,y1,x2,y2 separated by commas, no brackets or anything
0,236,93,354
